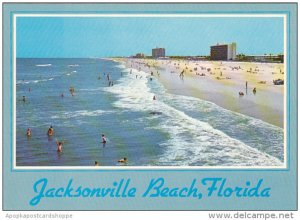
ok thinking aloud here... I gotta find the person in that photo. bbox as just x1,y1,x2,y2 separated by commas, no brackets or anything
26,128,32,137
153,95,156,100
22,96,26,102
55,140,64,152
61,93,64,98
101,134,107,147
118,157,127,163
48,126,54,136
95,161,100,166
253,87,257,94
69,87,75,96
246,81,248,93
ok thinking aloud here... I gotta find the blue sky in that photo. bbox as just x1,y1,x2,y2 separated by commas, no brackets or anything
16,16,284,58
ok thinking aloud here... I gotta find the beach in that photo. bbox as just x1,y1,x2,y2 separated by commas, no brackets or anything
116,58,285,128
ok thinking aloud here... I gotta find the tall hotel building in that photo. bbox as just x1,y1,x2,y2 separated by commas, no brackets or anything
210,43,236,60
152,47,166,58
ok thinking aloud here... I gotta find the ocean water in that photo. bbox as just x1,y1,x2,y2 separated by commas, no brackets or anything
16,58,284,167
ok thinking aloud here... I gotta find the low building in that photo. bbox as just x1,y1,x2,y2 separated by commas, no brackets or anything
134,53,145,58
244,54,284,63
210,42,236,60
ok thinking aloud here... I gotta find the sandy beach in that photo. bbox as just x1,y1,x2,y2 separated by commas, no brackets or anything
115,58,284,128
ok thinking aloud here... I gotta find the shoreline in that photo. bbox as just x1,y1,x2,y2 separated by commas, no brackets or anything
112,58,284,128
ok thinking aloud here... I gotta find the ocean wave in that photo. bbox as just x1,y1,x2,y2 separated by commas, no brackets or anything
79,87,103,92
68,64,79,67
35,64,52,67
35,63,52,67
163,93,284,161
50,109,110,119
16,78,55,85
155,104,282,166
115,63,126,69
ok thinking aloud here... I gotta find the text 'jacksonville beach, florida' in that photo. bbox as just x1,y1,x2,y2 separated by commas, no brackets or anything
30,177,271,206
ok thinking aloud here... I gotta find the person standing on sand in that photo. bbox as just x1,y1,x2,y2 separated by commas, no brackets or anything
246,81,248,94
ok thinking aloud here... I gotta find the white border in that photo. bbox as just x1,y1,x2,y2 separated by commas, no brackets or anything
13,13,287,170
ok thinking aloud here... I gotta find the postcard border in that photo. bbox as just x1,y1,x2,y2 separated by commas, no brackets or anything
2,2,298,212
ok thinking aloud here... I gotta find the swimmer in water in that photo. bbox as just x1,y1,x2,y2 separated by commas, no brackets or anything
48,126,54,136
22,96,26,102
69,86,75,96
26,128,32,137
118,157,127,163
101,134,107,147
55,140,64,152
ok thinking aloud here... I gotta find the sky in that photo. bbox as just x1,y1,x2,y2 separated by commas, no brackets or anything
16,16,284,58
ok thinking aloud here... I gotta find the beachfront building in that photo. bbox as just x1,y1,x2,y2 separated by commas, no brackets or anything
244,54,284,63
135,53,145,58
152,47,166,58
210,42,236,60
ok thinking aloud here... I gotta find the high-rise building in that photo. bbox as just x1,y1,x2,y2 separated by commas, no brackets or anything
210,43,236,60
152,47,165,58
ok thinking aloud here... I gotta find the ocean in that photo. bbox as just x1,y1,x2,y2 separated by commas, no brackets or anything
16,58,284,167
